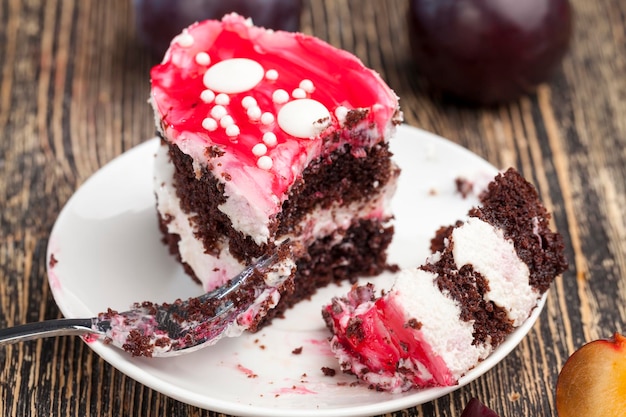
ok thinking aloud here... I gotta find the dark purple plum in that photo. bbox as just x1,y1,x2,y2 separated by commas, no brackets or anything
460,398,500,417
133,0,303,59
408,0,573,104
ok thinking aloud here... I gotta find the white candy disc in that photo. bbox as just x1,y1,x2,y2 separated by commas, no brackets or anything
203,58,264,94
277,99,331,139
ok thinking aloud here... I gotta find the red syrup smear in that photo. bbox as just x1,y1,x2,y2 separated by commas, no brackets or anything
327,295,455,388
47,269,61,291
46,253,62,291
237,363,258,378
81,333,99,344
274,385,317,395
305,338,334,357
150,14,398,199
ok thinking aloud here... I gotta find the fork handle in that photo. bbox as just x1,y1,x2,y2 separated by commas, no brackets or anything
0,318,97,345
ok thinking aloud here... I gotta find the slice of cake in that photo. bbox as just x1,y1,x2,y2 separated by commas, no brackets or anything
322,168,568,393
151,14,402,326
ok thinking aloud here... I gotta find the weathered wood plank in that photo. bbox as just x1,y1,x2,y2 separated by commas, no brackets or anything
1,0,625,415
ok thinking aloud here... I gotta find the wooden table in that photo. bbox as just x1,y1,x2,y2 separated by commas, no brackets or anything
1,0,624,415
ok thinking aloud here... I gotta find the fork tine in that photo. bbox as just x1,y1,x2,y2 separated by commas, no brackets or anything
200,239,291,302
201,254,274,301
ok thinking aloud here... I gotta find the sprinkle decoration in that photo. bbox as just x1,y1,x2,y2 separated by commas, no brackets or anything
195,52,211,66
265,69,279,81
151,14,398,203
261,112,275,125
257,155,273,170
164,28,339,172
263,132,277,147
215,93,230,105
200,89,215,103
252,143,268,156
225,125,240,137
202,118,218,131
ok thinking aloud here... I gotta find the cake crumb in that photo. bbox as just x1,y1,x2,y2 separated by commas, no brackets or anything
292,346,303,354
122,329,155,357
204,145,225,159
49,253,58,268
455,177,474,198
405,318,422,329
321,367,336,377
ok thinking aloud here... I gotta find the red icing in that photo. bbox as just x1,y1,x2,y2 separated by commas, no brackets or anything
151,13,398,199
81,333,99,344
236,364,258,378
325,291,455,388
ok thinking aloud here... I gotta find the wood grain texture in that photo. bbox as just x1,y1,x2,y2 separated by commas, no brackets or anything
1,0,625,415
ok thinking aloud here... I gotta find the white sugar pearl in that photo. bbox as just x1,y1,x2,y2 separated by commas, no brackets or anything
176,31,194,47
202,117,218,131
200,89,215,103
220,115,234,128
215,93,230,105
262,132,277,147
335,106,349,124
203,58,264,94
252,143,268,156
261,112,275,125
195,52,211,66
265,69,279,81
299,79,315,93
247,106,262,120
225,124,240,137
272,89,289,104
292,88,306,99
257,155,273,170
241,96,257,109
210,105,227,120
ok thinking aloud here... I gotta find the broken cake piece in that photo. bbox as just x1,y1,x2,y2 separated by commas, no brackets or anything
322,168,567,393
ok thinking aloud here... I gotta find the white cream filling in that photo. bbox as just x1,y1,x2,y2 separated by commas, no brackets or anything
224,257,296,338
263,257,296,287
154,142,396,291
281,176,396,249
393,269,492,380
216,160,277,245
154,144,244,290
451,217,539,326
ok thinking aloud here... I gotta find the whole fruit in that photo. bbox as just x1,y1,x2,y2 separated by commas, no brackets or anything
460,398,500,417
556,332,626,416
408,0,573,104
133,0,303,59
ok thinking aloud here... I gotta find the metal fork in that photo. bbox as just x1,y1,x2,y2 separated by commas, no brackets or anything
0,245,295,357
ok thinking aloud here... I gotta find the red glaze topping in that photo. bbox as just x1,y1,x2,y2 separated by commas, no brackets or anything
151,13,399,203
324,285,454,389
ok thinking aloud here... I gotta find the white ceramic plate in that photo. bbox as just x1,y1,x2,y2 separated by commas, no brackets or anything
47,125,546,417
